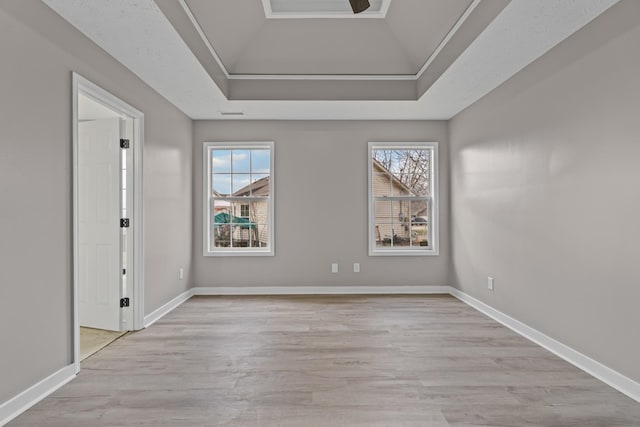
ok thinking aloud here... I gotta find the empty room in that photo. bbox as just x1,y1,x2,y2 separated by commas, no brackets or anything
1,0,639,426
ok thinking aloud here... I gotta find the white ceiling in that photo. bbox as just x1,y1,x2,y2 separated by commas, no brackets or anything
42,0,620,120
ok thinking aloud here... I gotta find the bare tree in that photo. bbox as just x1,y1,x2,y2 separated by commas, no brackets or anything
373,149,430,196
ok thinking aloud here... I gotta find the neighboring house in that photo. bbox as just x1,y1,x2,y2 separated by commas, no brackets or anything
223,176,270,247
372,159,428,246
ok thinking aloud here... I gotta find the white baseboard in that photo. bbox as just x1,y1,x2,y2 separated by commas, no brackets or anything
449,288,640,403
192,285,453,296
143,289,194,328
0,364,76,426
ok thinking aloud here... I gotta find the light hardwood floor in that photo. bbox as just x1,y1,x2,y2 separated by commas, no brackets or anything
10,295,640,426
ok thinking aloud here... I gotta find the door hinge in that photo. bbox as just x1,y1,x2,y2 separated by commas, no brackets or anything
120,218,130,228
120,139,130,149
120,297,130,308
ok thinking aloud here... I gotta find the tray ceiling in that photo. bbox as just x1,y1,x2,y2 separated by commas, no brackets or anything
184,0,473,76
41,0,621,119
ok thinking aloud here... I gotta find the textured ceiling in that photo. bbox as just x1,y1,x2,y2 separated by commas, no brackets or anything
41,0,621,119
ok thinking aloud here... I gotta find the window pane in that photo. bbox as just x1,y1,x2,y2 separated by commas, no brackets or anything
232,174,251,195
372,172,392,197
212,174,231,196
391,174,412,196
392,224,411,247
372,149,393,171
411,222,428,247
252,149,271,174
214,224,231,247
212,150,231,173
213,199,231,216
232,149,251,173
374,200,393,224
250,174,270,196
228,201,248,220
254,223,269,247
410,200,428,221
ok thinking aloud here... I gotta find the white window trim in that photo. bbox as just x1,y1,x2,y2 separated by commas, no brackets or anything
368,141,439,257
203,141,275,256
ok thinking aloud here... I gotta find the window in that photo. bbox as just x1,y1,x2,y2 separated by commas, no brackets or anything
204,142,274,256
368,142,438,256
239,204,250,218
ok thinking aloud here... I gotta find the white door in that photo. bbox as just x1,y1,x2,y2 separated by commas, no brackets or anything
78,117,123,331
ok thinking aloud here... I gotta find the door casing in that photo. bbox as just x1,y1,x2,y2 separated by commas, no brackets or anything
72,73,144,372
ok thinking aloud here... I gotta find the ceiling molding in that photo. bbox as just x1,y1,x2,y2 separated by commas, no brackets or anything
415,0,482,79
227,74,416,81
416,0,511,98
178,0,492,83
178,0,230,79
42,0,622,119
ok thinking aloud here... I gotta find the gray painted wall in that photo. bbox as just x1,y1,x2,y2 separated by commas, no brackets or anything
449,0,640,383
0,2,192,402
193,121,450,288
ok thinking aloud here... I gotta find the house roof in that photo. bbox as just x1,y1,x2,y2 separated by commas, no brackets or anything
233,176,270,197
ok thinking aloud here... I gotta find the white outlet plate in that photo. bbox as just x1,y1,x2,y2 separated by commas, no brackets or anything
353,263,360,273
488,277,494,290
179,268,184,280
331,263,338,273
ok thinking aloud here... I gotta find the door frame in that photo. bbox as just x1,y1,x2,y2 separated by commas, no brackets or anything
72,73,145,372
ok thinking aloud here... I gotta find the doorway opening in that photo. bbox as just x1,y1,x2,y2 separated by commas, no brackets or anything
72,73,144,369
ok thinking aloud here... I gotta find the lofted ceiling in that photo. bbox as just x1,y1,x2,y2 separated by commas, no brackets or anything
42,0,620,120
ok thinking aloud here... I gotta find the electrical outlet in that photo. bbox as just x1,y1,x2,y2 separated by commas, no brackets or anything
331,263,338,273
488,277,494,291
179,268,184,280
353,263,360,273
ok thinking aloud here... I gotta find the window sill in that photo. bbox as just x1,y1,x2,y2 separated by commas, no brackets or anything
204,249,274,257
368,249,439,257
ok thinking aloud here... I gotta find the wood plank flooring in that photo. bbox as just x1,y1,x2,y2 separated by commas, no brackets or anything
9,295,640,426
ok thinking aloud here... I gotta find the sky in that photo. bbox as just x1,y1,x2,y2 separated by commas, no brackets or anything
211,149,270,196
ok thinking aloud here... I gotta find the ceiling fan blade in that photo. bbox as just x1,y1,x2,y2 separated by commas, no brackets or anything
349,0,370,14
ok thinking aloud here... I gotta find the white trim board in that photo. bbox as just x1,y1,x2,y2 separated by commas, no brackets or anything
144,289,194,328
192,286,452,296
72,72,145,373
449,288,640,403
0,364,76,426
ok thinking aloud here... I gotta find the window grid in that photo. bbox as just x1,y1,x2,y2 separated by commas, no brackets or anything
369,143,438,256
204,143,274,256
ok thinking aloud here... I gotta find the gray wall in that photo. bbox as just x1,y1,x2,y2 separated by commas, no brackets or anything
193,121,450,288
0,2,192,402
449,0,640,383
